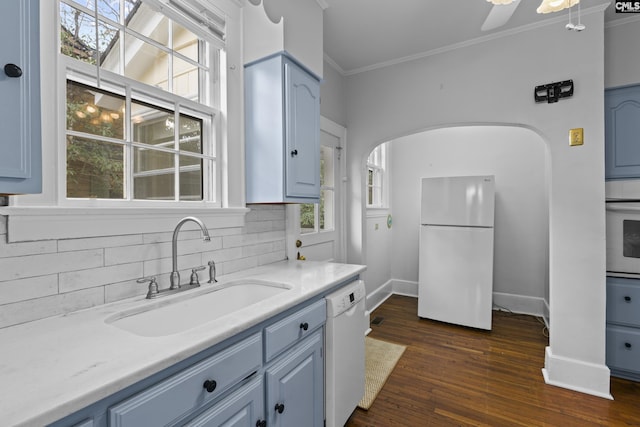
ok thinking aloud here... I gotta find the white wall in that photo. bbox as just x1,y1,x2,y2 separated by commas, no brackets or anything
245,0,324,78
605,18,640,89
364,213,393,304
320,61,347,127
388,126,549,314
345,7,610,397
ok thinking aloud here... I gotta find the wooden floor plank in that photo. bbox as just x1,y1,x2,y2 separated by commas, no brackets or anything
345,295,640,427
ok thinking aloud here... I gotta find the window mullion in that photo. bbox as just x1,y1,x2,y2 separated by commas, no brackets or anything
168,20,174,94
174,106,180,201
125,85,133,200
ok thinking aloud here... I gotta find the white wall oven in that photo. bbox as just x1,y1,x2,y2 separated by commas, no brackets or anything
606,202,640,275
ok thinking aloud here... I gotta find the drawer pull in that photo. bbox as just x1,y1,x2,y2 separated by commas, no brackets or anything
275,402,285,414
624,296,631,302
256,421,266,427
4,63,22,78
203,379,217,393
625,342,632,349
300,322,309,331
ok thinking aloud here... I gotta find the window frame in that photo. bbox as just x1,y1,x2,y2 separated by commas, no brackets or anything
366,142,389,210
58,0,220,207
2,0,247,243
60,56,220,206
300,144,336,235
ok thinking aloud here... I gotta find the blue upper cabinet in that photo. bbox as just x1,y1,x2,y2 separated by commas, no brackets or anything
605,84,640,180
0,0,41,195
245,54,320,203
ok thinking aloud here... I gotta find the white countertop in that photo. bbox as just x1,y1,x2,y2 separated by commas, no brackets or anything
0,260,365,427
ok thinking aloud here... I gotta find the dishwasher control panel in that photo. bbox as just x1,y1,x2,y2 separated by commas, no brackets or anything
326,280,365,317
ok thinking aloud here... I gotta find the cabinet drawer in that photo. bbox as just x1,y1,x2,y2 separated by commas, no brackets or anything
265,299,326,362
607,278,640,327
606,325,640,374
109,333,262,427
183,376,264,427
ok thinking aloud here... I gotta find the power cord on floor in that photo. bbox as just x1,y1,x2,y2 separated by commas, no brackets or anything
493,303,549,338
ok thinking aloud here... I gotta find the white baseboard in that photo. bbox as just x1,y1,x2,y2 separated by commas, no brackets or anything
365,280,549,321
366,279,394,313
542,346,612,399
492,291,547,319
390,279,418,297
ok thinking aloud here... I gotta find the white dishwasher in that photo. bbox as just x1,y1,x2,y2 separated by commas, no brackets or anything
325,279,366,427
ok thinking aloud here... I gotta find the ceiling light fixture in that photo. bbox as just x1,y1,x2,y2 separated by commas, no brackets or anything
487,0,515,4
564,0,586,31
537,0,579,14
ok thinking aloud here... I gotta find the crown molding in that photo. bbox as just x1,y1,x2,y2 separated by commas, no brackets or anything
316,0,329,10
605,14,640,29
331,2,610,76
323,53,346,75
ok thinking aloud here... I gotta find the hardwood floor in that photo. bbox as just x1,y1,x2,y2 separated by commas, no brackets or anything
345,295,640,427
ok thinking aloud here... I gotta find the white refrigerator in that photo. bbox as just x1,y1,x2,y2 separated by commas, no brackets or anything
418,175,495,330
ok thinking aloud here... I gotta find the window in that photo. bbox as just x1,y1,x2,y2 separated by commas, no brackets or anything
4,0,242,242
59,0,220,204
300,145,335,234
366,143,388,208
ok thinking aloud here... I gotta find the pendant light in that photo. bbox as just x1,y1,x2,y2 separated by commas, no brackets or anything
537,0,579,14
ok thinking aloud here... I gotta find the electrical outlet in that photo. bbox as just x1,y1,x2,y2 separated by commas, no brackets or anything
374,223,379,230
569,128,584,146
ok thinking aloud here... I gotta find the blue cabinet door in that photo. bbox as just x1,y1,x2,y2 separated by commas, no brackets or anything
284,58,320,199
265,329,324,427
0,0,41,194
605,85,640,180
245,54,320,203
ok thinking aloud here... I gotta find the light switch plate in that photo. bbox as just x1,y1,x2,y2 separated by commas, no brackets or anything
569,128,584,146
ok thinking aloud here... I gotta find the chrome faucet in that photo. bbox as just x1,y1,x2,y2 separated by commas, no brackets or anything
170,217,211,289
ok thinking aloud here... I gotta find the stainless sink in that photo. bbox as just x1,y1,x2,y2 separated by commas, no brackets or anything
106,280,290,337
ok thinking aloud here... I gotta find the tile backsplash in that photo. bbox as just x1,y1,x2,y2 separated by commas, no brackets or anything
0,205,286,329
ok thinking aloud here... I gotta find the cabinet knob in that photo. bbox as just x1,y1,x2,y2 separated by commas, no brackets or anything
256,421,266,427
4,63,22,78
203,379,217,393
625,342,632,349
275,402,285,414
624,296,631,302
290,149,298,157
300,322,309,331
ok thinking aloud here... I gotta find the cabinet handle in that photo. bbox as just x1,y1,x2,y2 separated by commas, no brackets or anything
275,402,285,414
290,149,298,157
625,342,632,349
300,322,309,331
256,421,266,427
624,296,631,302
4,63,22,78
203,379,217,393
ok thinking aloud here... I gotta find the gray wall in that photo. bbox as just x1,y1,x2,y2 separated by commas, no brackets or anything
605,19,640,88
320,60,347,126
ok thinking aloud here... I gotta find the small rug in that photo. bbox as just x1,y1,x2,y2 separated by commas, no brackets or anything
358,337,406,410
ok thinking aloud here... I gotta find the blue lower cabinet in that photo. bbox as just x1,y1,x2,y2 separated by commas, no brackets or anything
48,293,334,427
108,334,262,427
606,276,640,381
183,376,265,427
265,330,324,427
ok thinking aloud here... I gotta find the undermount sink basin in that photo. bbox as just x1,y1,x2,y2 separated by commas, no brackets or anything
106,280,290,337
